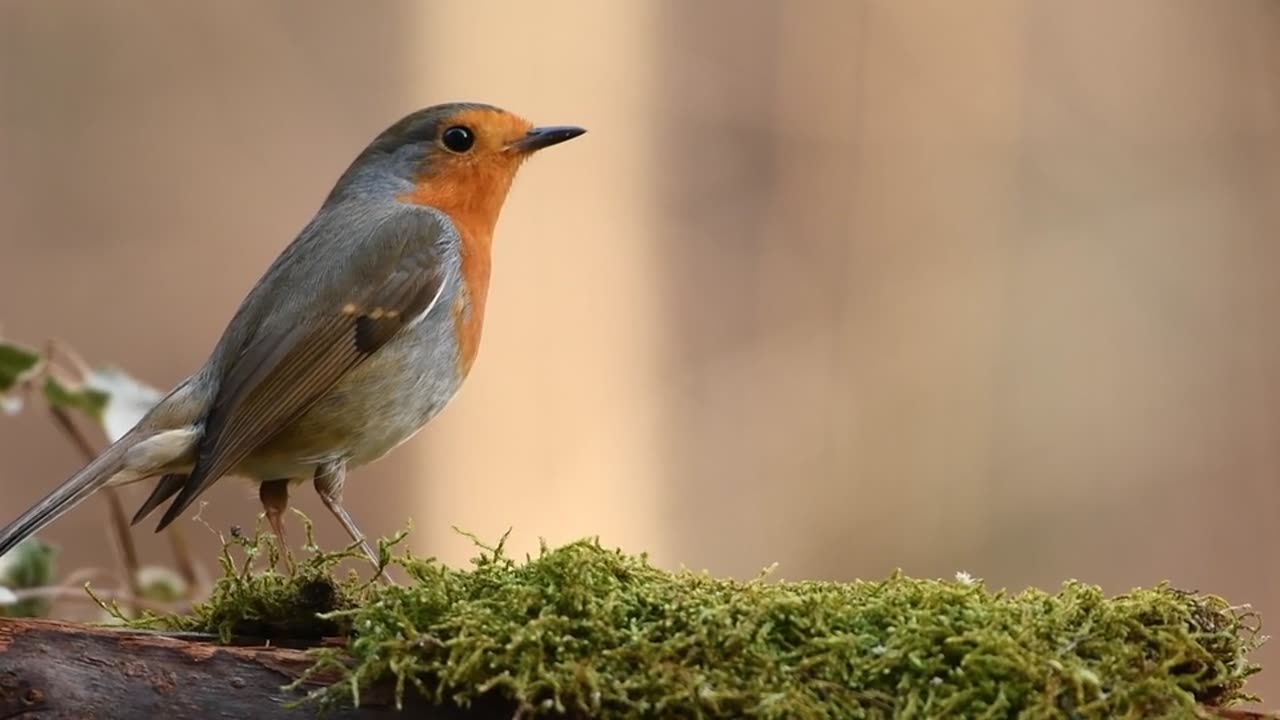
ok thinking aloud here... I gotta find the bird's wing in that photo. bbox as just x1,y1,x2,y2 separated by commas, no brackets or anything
152,208,451,530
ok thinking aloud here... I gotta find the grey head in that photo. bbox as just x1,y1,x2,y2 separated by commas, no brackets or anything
322,102,586,207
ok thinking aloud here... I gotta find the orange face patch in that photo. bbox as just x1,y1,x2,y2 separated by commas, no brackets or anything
398,107,536,378
398,106,536,240
442,108,535,154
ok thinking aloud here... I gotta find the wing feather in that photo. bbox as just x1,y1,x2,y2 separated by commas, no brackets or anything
150,210,450,531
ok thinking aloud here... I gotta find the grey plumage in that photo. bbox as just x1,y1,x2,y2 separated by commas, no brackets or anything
0,102,585,563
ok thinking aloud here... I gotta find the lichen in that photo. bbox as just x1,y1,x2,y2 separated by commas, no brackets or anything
123,525,1265,719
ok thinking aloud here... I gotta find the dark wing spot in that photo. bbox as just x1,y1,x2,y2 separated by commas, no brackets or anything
354,314,401,353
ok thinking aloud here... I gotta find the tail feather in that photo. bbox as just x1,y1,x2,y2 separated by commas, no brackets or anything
0,433,136,558
130,473,188,526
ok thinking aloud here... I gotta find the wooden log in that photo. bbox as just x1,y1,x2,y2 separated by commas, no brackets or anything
0,618,516,719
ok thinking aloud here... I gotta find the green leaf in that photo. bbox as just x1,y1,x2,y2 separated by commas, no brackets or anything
42,376,110,421
0,538,57,618
0,332,163,438
0,340,41,394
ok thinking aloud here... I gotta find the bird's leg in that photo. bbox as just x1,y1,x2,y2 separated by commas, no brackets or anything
258,479,295,572
313,461,385,578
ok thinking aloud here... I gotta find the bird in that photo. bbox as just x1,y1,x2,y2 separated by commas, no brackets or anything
0,102,585,566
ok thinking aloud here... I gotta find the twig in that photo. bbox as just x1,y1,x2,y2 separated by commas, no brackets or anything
167,525,207,596
45,403,96,460
46,403,143,615
20,338,209,609
43,338,93,380
36,339,211,611
1208,709,1279,719
102,490,143,603
9,586,177,615
55,567,112,590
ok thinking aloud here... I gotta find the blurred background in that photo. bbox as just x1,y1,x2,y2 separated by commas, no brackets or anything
3,0,1280,701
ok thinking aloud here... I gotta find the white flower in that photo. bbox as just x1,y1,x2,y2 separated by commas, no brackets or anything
84,367,163,443
0,394,22,416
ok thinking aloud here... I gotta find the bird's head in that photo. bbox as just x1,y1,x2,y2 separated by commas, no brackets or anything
330,102,585,236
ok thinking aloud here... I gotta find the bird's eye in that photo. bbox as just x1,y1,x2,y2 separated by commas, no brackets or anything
441,126,475,153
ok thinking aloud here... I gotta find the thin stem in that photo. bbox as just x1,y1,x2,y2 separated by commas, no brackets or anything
167,525,205,595
42,340,207,605
55,567,113,589
47,403,143,616
9,586,177,615
103,489,143,604
44,338,93,379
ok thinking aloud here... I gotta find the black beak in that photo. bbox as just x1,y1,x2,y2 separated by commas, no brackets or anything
511,125,586,153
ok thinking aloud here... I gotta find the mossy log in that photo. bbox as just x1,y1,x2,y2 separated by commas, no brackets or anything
0,618,1270,720
2,533,1271,719
0,618,518,719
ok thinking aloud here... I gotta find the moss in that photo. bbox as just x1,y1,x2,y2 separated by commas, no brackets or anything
117,519,371,642
123,526,1264,719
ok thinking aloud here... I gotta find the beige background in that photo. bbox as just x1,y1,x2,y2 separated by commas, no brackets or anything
2,0,1280,705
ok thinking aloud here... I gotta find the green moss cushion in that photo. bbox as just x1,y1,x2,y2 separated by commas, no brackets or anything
131,529,1263,719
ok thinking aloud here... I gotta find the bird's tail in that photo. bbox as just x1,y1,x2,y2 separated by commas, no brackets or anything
0,431,141,558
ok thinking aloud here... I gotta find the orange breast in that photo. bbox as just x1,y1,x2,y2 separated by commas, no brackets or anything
450,227,491,377
400,162,510,379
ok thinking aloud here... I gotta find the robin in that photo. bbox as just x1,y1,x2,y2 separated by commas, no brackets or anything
0,102,585,566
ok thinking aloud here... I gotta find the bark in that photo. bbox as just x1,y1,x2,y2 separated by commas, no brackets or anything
0,618,515,719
